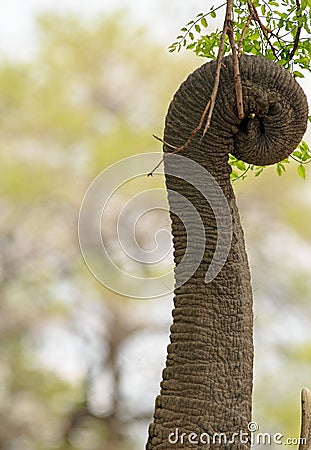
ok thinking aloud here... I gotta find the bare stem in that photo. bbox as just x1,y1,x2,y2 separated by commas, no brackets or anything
249,1,278,58
227,20,244,119
289,0,302,60
148,100,211,176
238,13,253,58
202,0,232,136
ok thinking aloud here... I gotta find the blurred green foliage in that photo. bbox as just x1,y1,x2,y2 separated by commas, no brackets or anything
0,11,199,450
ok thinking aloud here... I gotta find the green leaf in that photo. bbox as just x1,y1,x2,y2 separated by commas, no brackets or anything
301,0,308,10
293,150,303,158
235,160,246,171
298,144,311,162
230,170,239,179
281,157,290,164
201,17,208,27
298,164,306,179
189,32,194,40
186,42,196,50
293,70,305,78
255,167,264,177
276,163,285,176
195,24,201,33
210,10,216,18
300,141,309,153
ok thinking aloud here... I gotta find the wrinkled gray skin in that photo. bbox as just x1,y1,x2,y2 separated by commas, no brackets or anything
146,55,308,450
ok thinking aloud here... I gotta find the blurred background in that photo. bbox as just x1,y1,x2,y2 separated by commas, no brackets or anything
0,1,311,449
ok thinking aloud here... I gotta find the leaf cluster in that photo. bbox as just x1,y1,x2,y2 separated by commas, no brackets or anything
233,0,311,75
168,7,225,55
168,1,311,181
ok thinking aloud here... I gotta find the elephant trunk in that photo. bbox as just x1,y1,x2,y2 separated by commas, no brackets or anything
146,55,308,450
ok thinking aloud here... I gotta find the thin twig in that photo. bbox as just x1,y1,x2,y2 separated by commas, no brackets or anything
152,134,178,150
148,100,211,176
249,1,272,33
261,0,274,15
173,3,227,50
231,164,251,181
147,157,165,176
289,0,302,60
238,13,253,58
290,156,311,164
249,1,278,58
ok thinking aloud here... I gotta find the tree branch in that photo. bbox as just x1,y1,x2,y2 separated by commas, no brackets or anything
203,0,232,136
227,19,244,119
289,0,302,60
249,1,278,59
149,0,245,175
